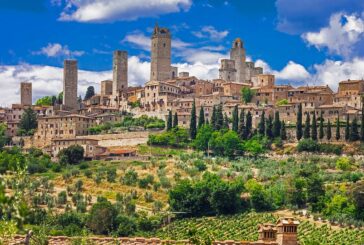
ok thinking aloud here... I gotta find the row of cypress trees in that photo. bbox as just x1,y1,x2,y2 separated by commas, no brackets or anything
296,103,364,142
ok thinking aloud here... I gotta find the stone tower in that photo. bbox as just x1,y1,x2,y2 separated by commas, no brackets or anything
20,82,32,106
112,50,128,99
219,59,236,82
276,217,299,245
150,23,171,81
101,80,113,96
230,38,246,83
63,60,78,110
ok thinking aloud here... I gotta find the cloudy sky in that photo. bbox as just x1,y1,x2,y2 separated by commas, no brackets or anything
1,0,364,105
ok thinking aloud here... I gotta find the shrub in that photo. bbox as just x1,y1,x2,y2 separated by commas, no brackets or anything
106,168,117,183
297,139,319,152
58,145,84,165
336,157,351,171
122,169,138,186
193,159,207,172
318,143,343,155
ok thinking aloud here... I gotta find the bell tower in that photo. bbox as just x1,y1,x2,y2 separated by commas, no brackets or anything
230,38,246,83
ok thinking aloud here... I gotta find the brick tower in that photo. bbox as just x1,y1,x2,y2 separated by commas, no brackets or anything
230,38,246,83
63,60,78,110
276,217,300,245
150,23,171,81
20,82,32,106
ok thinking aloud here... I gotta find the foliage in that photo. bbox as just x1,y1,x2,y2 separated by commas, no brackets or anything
84,86,95,101
173,112,178,128
18,107,37,136
209,130,242,157
167,111,172,131
336,157,351,171
276,99,288,106
87,199,117,235
148,127,189,148
58,145,84,165
198,107,205,128
296,104,303,140
232,105,239,132
193,124,213,152
273,111,281,138
241,87,255,104
35,96,54,106
190,100,197,139
304,113,311,139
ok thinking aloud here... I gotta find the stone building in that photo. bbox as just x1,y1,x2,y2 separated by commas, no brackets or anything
63,60,78,110
252,74,275,88
245,62,263,82
20,82,32,106
219,59,236,82
51,138,101,159
142,81,180,111
230,38,246,83
150,23,172,81
100,80,113,96
112,50,128,101
33,114,95,147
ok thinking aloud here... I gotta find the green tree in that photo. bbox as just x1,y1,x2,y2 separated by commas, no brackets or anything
289,177,306,208
87,199,117,235
243,111,252,140
211,106,217,130
304,113,310,139
258,110,265,136
280,121,287,140
193,124,213,152
265,115,273,139
190,100,197,139
167,110,172,131
173,112,178,128
58,91,63,104
35,96,53,106
0,124,9,149
241,87,255,104
336,115,341,141
84,86,95,100
232,105,239,132
296,104,303,140
223,113,229,129
238,110,245,138
319,111,324,140
345,115,350,141
273,111,281,138
326,119,332,141
198,106,205,128
307,174,325,212
350,117,359,141
216,103,224,130
311,112,317,141
18,107,37,136
352,182,364,218
58,145,84,165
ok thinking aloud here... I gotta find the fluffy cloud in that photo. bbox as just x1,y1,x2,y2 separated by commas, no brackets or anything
312,58,364,90
33,43,85,58
302,12,364,58
276,0,364,34
192,26,229,41
59,0,192,22
255,60,310,82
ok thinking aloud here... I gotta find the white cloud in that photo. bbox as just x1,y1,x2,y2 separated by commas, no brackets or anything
122,32,151,51
255,60,310,82
33,43,84,58
174,62,219,80
302,12,364,58
59,0,192,22
312,58,364,91
192,26,229,41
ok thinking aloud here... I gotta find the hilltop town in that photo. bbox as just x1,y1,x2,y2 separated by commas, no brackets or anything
1,23,363,159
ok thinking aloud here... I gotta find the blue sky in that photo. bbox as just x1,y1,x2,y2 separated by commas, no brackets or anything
0,0,364,105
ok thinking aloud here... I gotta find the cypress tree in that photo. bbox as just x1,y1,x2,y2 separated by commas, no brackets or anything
345,114,350,141
173,112,178,128
198,106,205,128
167,110,172,131
273,111,281,138
216,103,224,130
336,115,341,141
232,105,239,132
311,112,317,141
296,103,303,140
280,120,287,140
304,113,311,139
361,102,364,141
238,110,245,138
243,111,252,139
205,119,209,125
265,115,273,139
350,117,359,141
258,110,266,136
326,119,332,141
319,111,324,140
190,100,197,139
211,106,217,130
223,113,229,129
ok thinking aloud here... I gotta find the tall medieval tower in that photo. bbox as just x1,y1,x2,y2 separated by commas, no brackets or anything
230,38,246,83
20,82,32,106
150,23,171,81
112,50,128,99
63,60,78,110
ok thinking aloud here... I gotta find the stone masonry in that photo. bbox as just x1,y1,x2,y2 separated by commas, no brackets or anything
20,82,32,106
112,50,128,100
63,60,78,110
